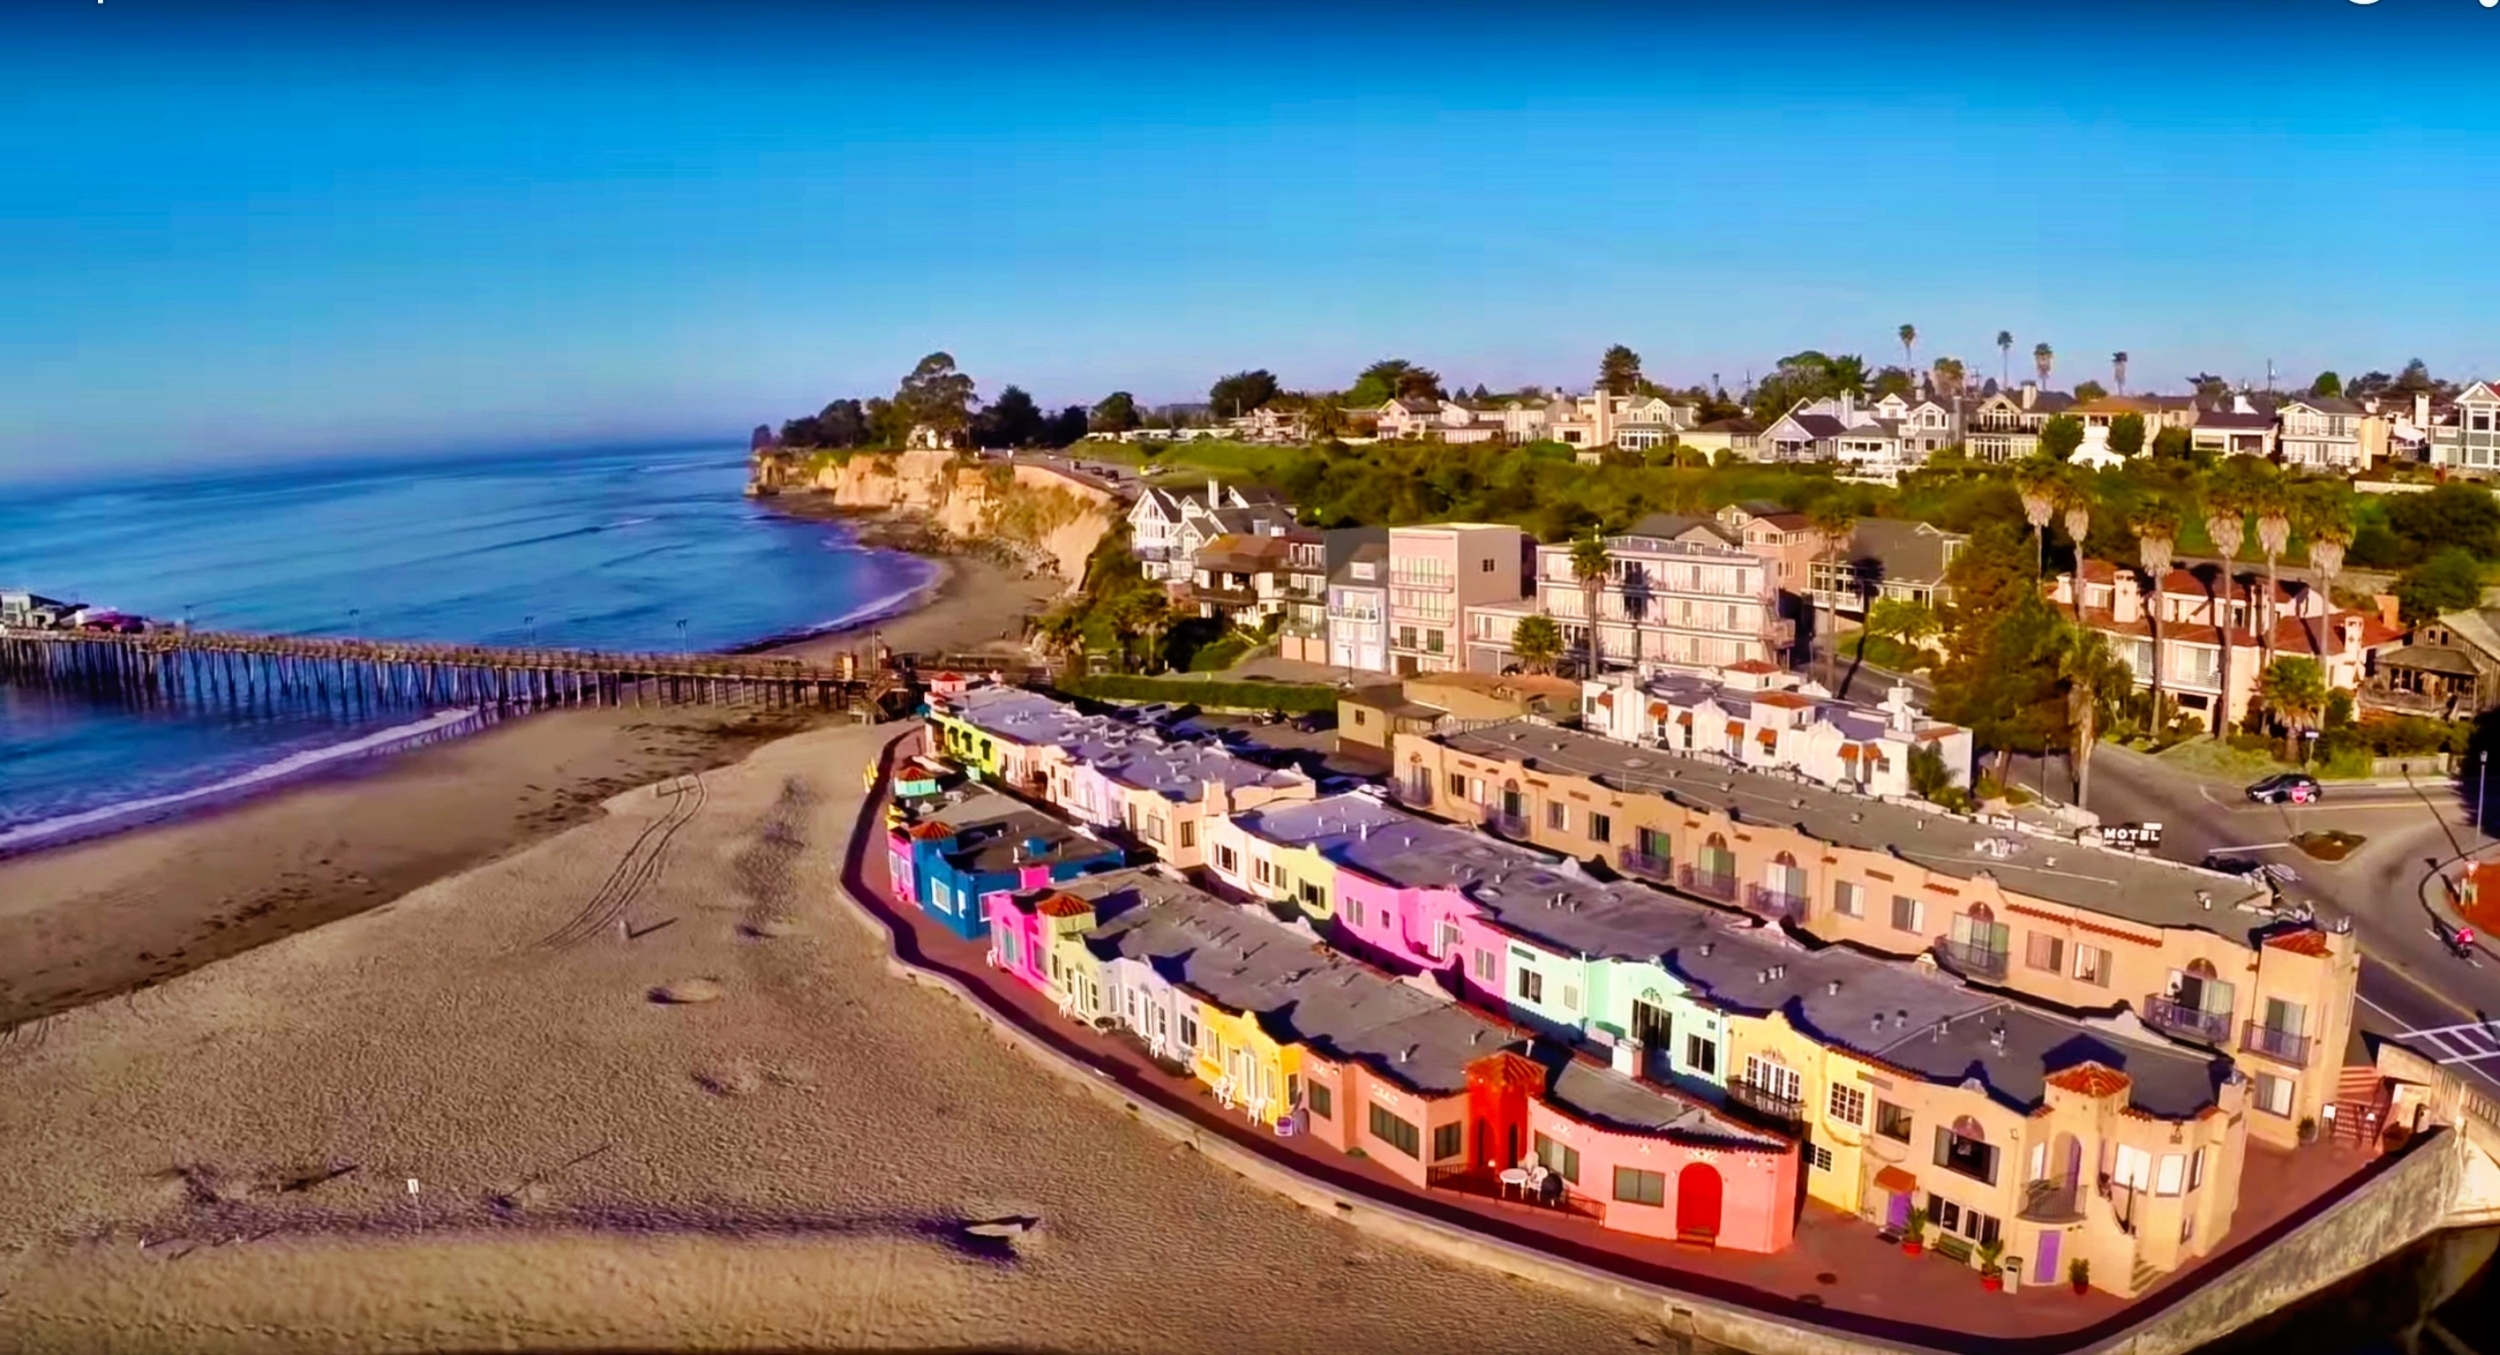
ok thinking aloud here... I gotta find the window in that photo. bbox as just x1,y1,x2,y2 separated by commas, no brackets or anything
1685,1034,1717,1076
1145,815,1167,845
1808,1143,1834,1173
1307,1082,1333,1119
1588,812,1613,844
1252,859,1272,887
1214,845,1238,874
1612,1166,1667,1207
2073,943,2111,987
1298,881,1324,910
1369,1105,1420,1157
1935,1125,1999,1186
1834,880,1862,918
2026,931,2065,973
1178,821,1195,849
1179,1014,1199,1049
2113,1144,2152,1190
1447,771,1465,798
1874,1100,1913,1142
1532,1132,1581,1184
1344,896,1366,928
1891,894,1924,934
1637,827,1670,860
1829,1084,1866,1126
1931,1201,2001,1247
2156,1153,2186,1196
998,929,1023,969
1516,968,1545,1004
2254,1072,2295,1117
1744,1054,1802,1104
1562,983,1581,1013
2189,1146,2206,1191
1473,949,1496,981
1432,1122,1464,1162
1434,918,1461,959
1547,801,1568,831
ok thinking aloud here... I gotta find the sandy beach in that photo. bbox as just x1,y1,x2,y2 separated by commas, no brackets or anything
0,721,1651,1354
0,539,1061,1033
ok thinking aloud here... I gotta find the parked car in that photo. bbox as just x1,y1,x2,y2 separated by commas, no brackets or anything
2245,772,2322,805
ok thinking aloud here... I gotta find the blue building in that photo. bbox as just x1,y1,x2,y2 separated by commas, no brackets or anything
887,790,1124,942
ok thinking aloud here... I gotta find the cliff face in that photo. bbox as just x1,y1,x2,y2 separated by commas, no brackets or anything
756,449,1117,588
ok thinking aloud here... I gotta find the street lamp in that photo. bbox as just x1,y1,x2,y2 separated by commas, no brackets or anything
349,606,361,635
676,619,689,653
525,614,537,648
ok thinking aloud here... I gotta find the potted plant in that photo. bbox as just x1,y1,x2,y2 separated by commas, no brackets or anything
2069,1257,2090,1295
2298,1116,2320,1145
1978,1237,2006,1292
1901,1206,1927,1256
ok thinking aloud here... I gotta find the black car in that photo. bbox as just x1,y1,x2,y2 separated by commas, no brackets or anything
2245,772,2322,805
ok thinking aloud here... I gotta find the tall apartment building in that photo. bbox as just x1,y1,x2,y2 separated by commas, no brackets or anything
1466,528,1784,675
1383,523,1528,676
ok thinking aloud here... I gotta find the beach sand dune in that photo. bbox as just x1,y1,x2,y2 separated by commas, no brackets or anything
0,723,1660,1355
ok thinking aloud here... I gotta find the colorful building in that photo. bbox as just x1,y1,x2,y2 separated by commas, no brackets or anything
885,791,1124,942
1040,868,1800,1249
1200,790,1416,923
1391,720,2359,1160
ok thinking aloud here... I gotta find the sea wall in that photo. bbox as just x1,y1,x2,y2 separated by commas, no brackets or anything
755,449,1118,587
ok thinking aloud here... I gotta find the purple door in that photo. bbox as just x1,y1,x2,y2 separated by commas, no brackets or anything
1886,1191,1912,1231
2034,1229,2061,1286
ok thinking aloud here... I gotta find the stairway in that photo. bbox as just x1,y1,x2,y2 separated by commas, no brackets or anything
2132,1257,2163,1295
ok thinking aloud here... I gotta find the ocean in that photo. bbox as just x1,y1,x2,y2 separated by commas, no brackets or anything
0,442,934,851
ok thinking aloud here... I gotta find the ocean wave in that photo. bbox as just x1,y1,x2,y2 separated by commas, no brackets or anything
0,707,491,858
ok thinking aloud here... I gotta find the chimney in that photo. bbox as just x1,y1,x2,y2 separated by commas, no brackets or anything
2020,381,2038,411
2416,391,2431,427
2341,613,2363,651
1208,476,1222,507
2113,571,2143,626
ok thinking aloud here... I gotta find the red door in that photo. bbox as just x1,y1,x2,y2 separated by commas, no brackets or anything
1676,1163,1723,1242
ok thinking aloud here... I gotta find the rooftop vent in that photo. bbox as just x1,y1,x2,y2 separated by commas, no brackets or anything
1851,811,1863,823
1989,1024,2007,1053
1400,1044,1417,1064
1933,1021,1948,1042
1828,980,1843,997
1699,941,1714,957
1791,798,1805,810
2198,890,2213,910
1895,1009,1909,1029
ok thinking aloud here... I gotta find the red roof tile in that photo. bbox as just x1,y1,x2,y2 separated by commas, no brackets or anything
1037,892,1093,919
2263,928,2333,957
2045,1064,2132,1098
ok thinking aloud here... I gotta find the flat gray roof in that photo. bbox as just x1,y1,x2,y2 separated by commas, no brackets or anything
1430,721,2279,937
923,791,1118,872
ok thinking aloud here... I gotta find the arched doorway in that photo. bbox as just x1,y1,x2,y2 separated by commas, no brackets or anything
1676,1162,1723,1242
1765,850,1806,914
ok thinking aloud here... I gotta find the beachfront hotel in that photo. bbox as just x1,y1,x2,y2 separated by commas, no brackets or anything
1388,720,2361,1155
899,687,2367,1295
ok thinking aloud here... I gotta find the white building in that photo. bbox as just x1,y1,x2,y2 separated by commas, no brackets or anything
1577,663,1973,799
1464,526,1784,675
1127,478,1296,585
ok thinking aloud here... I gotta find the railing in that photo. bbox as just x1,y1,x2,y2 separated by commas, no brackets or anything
2099,1176,2140,1236
1745,884,1805,919
1425,1165,1606,1223
1391,781,1434,808
2144,994,2232,1044
1485,810,1529,838
2241,1020,2314,1066
1725,1078,1805,1124
1618,848,1671,881
1940,939,2010,981
2020,1177,2084,1222
1678,866,1738,903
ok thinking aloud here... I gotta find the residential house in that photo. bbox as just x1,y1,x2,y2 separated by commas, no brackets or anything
1578,663,1974,796
1713,502,1818,596
1964,384,2076,463
2049,562,2408,728
1464,527,1784,676
1868,391,1960,458
1327,536,1392,674
1375,398,1508,444
1225,406,1308,444
1613,396,1701,451
1129,479,1297,585
2428,382,2500,474
2362,607,2500,720
1336,671,1584,751
1385,523,1530,677
2275,396,2367,471
1393,720,2360,1163
1047,867,1802,1248
1759,400,1849,464
1274,530,1340,665
1807,519,1967,618
0,592,81,629
2189,398,2279,460
1329,801,2261,1294
883,790,1123,942
1189,527,1320,631
1678,417,1764,461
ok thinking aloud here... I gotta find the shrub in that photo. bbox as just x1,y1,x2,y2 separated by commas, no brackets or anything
1060,675,1338,713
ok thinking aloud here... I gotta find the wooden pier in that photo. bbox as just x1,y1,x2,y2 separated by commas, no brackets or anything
0,626,933,718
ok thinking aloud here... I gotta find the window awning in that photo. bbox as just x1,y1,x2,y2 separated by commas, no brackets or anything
1873,1166,1918,1194
1726,720,1744,737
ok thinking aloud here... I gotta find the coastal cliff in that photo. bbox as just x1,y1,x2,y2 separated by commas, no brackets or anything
751,448,1116,588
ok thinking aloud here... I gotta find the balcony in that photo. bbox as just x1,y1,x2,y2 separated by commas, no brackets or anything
1939,939,2010,981
1485,810,1529,838
1744,884,1805,919
1725,1077,1805,1125
1678,866,1737,903
1390,780,1433,809
1425,1165,1606,1223
2241,1020,2314,1067
2143,994,2233,1044
2019,1177,2085,1223
1618,848,1671,881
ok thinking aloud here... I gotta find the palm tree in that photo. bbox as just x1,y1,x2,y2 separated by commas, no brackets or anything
1829,354,1871,397
2133,505,2179,732
2204,493,2248,739
1807,500,1861,686
2017,468,2060,576
2254,486,2293,677
2257,656,2329,764
1032,604,1089,673
1302,396,1347,443
1996,331,2015,387
2060,486,2093,623
2060,628,2128,812
1898,324,1918,379
2111,351,2131,396
1932,357,1967,401
2034,342,2055,387
1569,530,1612,678
2299,481,2356,655
1510,612,1564,675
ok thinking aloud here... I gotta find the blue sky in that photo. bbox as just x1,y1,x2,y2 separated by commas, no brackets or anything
5,0,2499,477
